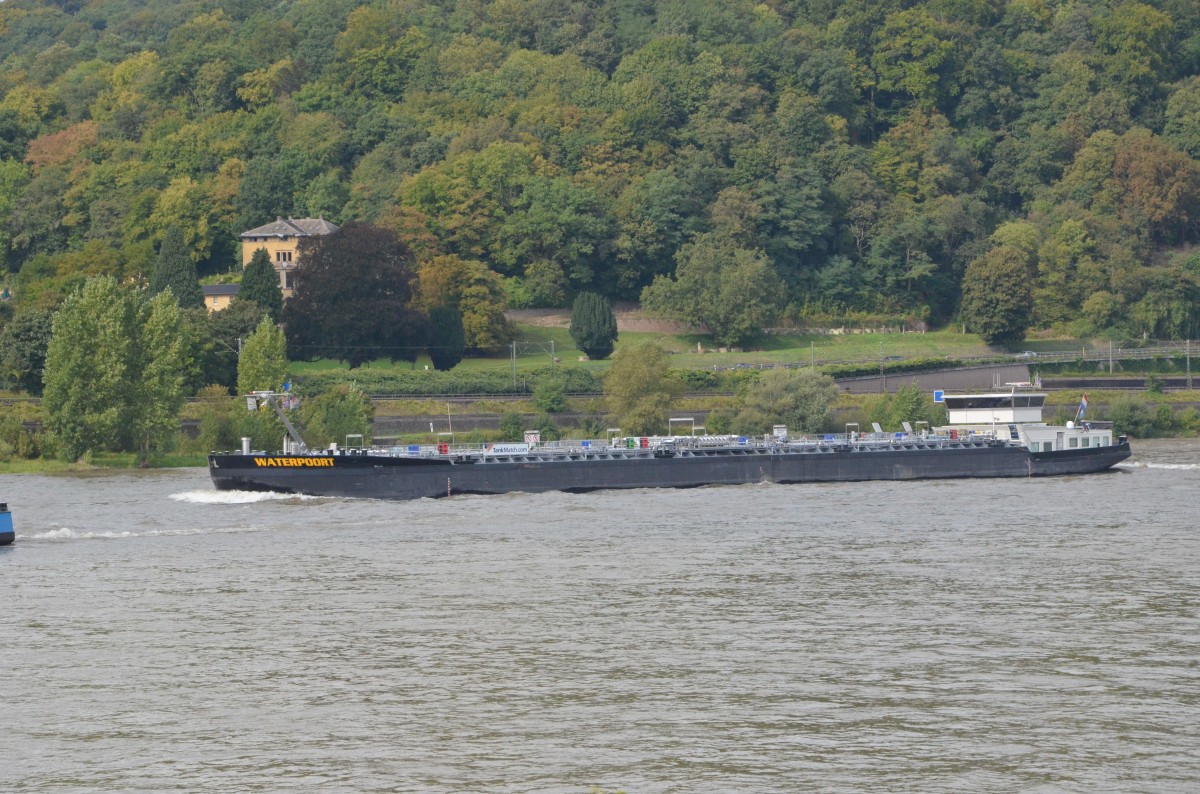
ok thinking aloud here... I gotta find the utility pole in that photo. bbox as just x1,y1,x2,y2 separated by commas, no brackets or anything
1109,340,1113,374
1188,339,1193,390
511,340,517,388
879,340,886,393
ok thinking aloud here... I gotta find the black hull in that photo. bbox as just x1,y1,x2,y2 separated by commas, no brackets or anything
208,441,1132,501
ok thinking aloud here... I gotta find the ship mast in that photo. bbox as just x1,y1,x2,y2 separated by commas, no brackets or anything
246,390,308,452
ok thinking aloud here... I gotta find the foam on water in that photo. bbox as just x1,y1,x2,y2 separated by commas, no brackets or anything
23,524,274,541
1117,460,1200,470
169,489,321,504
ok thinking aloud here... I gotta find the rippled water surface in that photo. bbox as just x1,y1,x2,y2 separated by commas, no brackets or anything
3,440,1199,792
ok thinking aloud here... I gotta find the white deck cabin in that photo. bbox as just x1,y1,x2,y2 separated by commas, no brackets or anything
938,385,1115,452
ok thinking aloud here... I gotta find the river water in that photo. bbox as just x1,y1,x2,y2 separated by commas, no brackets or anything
2,440,1199,793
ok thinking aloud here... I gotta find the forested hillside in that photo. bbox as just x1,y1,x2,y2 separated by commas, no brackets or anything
2,0,1200,343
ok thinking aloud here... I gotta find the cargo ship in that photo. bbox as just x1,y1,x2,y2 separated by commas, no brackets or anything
207,387,1131,500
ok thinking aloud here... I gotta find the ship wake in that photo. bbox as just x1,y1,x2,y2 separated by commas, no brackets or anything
23,524,277,541
169,489,322,504
1117,460,1200,470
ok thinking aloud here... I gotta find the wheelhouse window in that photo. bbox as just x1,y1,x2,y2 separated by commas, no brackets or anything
1069,437,1078,448
943,395,1047,410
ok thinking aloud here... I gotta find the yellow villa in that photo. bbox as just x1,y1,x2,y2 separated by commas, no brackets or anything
238,216,340,300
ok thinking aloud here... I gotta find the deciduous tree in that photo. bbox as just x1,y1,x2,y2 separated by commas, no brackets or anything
733,368,839,436
282,223,428,368
959,245,1034,347
642,231,784,348
299,385,373,448
603,341,680,435
237,317,288,396
43,277,191,460
417,255,512,353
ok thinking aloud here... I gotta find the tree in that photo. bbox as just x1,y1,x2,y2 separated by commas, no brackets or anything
149,226,205,309
43,277,191,460
603,341,680,435
733,368,839,436
203,300,265,393
282,223,428,368
238,317,288,396
494,176,613,294
428,306,465,371
569,291,618,360
238,247,283,319
1112,128,1200,246
869,382,940,431
642,233,784,348
195,384,240,452
0,309,54,395
417,255,512,353
960,245,1035,348
133,292,188,458
871,8,961,109
299,385,373,448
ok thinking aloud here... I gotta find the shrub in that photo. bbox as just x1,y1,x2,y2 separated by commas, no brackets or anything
1108,396,1155,438
300,385,374,448
499,411,524,441
195,385,240,452
533,413,560,441
1153,404,1176,434
532,377,567,413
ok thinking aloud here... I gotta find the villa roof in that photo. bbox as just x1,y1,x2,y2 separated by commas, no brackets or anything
203,284,241,297
239,216,339,238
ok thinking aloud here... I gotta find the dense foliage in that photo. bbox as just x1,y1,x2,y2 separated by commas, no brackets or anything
43,277,188,459
0,307,52,394
733,368,839,435
2,0,1200,344
282,223,428,367
603,341,681,434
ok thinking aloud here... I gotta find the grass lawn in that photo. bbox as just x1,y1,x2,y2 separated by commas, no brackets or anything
0,451,209,474
287,324,1024,379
